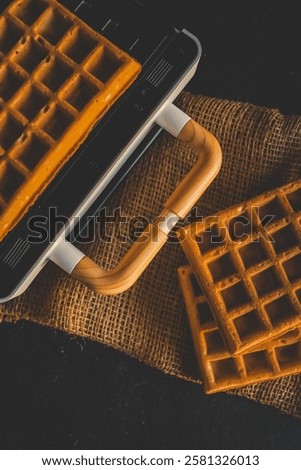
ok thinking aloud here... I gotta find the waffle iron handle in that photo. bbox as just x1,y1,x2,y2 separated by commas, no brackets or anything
50,103,222,295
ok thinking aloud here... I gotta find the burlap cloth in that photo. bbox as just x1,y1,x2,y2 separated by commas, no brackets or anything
1,92,301,417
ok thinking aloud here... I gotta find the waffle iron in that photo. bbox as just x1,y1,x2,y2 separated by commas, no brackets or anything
0,0,222,302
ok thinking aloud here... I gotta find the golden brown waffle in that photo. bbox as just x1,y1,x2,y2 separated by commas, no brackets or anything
178,265,301,394
0,0,141,241
178,180,301,354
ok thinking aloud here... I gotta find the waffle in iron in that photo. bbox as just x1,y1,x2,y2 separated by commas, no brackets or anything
178,180,301,354
0,0,141,241
178,265,301,394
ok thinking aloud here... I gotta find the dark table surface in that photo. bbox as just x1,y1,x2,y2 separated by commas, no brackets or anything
1,0,301,450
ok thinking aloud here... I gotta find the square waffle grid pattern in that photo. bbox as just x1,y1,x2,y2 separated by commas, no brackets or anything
178,180,301,355
178,265,301,394
0,0,141,241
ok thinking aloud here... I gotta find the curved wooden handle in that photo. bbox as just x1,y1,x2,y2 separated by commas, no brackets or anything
72,118,222,295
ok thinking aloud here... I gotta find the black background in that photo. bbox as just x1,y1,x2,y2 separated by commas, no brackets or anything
1,0,301,450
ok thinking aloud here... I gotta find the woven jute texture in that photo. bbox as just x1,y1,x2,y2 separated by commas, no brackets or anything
1,92,301,417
